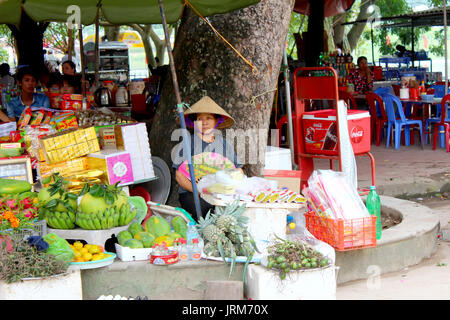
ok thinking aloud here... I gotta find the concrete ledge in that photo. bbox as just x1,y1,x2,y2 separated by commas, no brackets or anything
336,196,440,284
81,260,244,300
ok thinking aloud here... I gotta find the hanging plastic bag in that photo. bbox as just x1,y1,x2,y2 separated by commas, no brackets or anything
42,233,74,265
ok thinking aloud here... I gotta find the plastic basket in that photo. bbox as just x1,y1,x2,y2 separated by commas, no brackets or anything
304,211,377,251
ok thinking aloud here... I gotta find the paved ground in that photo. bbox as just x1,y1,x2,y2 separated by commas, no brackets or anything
313,142,450,197
336,198,450,300
312,142,450,300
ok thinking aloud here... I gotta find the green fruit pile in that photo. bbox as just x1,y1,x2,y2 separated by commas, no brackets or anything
266,237,330,280
75,182,136,230
76,203,136,230
117,215,188,249
38,173,78,229
45,210,77,229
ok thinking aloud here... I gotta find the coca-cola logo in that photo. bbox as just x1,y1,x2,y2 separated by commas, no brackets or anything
351,126,364,143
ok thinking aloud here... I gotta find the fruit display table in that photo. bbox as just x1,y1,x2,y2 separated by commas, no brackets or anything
200,193,305,242
47,225,129,248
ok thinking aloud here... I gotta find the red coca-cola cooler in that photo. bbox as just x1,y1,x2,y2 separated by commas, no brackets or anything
302,109,371,156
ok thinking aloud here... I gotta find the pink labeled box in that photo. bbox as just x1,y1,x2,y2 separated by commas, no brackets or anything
87,150,134,186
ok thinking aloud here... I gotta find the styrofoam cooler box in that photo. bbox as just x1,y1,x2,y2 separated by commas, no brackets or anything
264,146,292,170
115,243,152,261
302,109,371,156
245,264,337,300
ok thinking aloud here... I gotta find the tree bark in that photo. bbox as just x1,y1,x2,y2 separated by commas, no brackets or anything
104,25,120,41
8,11,48,71
149,0,294,205
346,1,371,52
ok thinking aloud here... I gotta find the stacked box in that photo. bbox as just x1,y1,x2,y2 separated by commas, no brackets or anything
114,123,155,181
39,127,100,164
38,157,89,180
87,150,134,186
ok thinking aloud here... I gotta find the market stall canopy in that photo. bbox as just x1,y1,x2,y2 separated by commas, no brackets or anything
0,0,260,25
294,0,355,18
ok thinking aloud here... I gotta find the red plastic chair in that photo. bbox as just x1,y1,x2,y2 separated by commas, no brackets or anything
392,84,401,97
366,92,388,146
338,90,357,109
430,94,450,151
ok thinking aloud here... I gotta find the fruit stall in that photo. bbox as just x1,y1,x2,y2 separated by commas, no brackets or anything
0,102,382,300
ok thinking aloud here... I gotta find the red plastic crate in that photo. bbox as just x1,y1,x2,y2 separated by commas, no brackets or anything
304,211,377,251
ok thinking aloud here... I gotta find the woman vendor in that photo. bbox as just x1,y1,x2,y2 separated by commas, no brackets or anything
347,56,374,94
172,96,243,220
6,66,50,121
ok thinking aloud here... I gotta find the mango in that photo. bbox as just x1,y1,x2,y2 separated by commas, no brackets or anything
145,215,171,238
128,222,144,237
124,238,144,249
134,232,155,248
117,230,133,246
154,236,173,247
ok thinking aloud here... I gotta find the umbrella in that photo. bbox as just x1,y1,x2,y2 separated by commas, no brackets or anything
0,0,261,221
294,0,355,18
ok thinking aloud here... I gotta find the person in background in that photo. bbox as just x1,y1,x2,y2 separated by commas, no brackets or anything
0,63,15,89
347,56,374,94
7,66,50,120
61,60,76,76
61,74,81,94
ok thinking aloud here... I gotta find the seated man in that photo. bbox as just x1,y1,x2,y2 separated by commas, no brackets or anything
7,66,50,121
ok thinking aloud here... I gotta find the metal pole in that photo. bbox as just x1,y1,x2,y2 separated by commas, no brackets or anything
445,0,448,95
94,6,100,89
78,25,86,99
371,23,375,66
283,46,296,169
158,0,202,221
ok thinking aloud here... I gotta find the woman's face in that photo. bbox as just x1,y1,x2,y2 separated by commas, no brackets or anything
62,63,75,76
358,58,368,70
19,74,37,94
195,113,218,134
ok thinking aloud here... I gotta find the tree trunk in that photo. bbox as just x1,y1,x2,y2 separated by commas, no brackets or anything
346,1,370,52
104,25,120,41
149,0,294,205
8,11,48,71
332,13,347,49
305,0,324,66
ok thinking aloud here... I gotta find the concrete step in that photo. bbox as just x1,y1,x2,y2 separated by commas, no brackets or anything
441,224,450,242
80,259,245,300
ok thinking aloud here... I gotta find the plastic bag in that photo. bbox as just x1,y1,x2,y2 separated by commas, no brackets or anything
128,196,148,224
259,210,335,267
305,170,370,220
42,233,74,264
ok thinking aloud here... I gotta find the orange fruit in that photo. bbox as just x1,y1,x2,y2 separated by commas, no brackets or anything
88,246,100,254
82,252,93,261
73,257,84,263
79,247,88,255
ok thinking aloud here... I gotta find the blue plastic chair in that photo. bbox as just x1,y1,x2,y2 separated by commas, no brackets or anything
425,93,450,148
382,93,423,149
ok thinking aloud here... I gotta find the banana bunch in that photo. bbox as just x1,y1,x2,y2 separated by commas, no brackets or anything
75,203,137,230
45,210,77,229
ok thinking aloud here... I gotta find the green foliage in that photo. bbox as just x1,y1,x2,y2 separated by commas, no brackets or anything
287,12,308,59
0,235,69,283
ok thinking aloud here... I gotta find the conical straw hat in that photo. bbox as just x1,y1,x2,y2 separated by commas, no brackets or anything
184,96,235,129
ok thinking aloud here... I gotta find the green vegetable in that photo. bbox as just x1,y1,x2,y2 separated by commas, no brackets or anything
0,178,32,195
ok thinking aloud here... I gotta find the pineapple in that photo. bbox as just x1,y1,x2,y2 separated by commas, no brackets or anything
202,224,225,243
203,242,220,257
214,200,248,233
196,210,224,243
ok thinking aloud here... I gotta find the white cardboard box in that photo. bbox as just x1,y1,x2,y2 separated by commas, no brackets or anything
245,264,337,300
264,146,292,170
